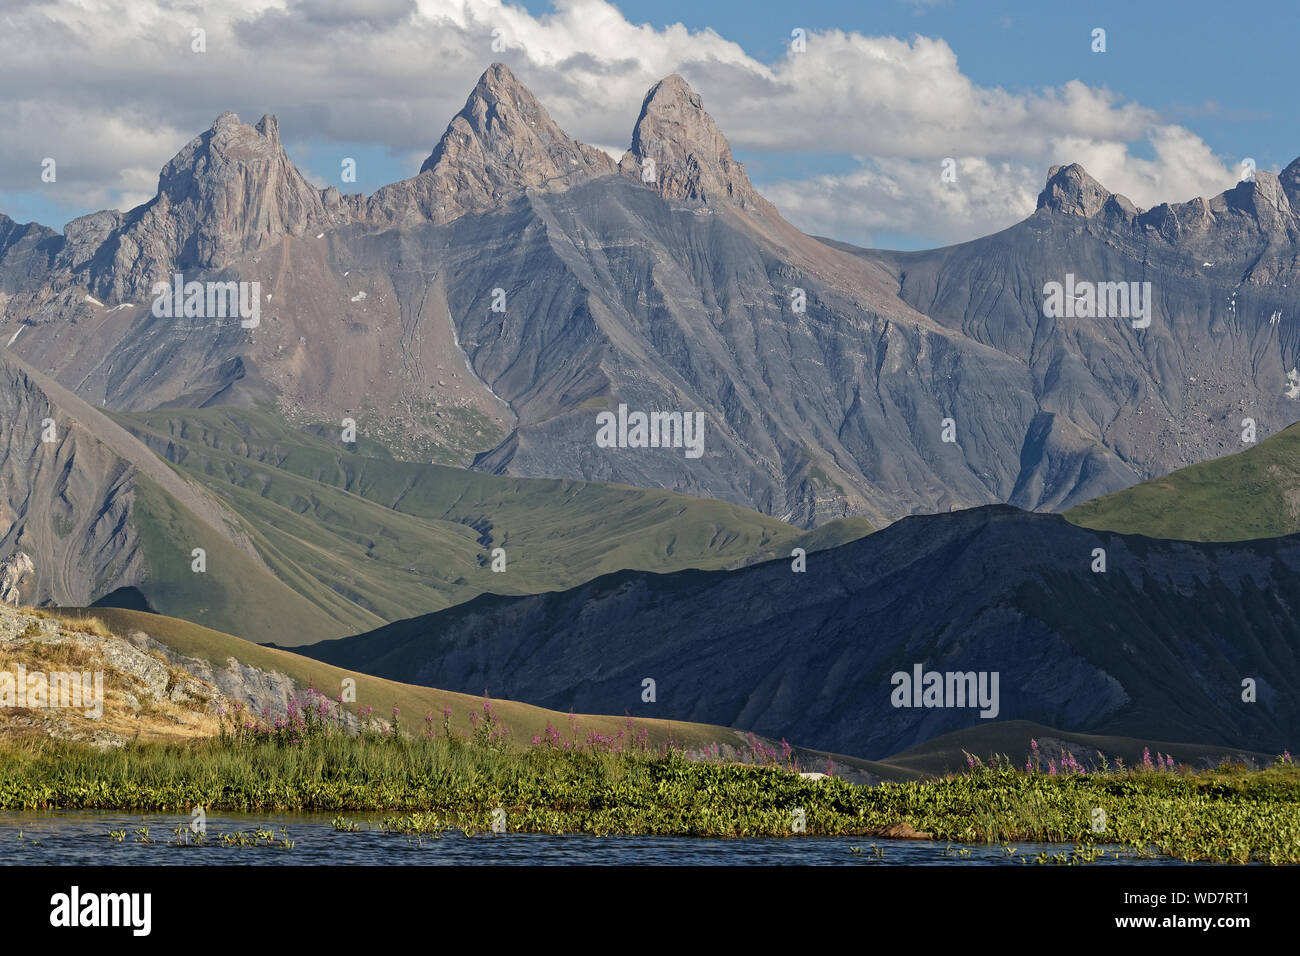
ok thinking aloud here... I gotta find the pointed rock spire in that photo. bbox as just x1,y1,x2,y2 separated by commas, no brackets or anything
87,111,341,300
369,63,614,225
619,74,770,214
1035,162,1140,226
1038,164,1107,216
421,63,613,181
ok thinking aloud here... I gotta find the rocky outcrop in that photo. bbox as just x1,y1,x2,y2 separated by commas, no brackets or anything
77,112,347,300
0,551,35,606
0,605,361,746
0,606,226,746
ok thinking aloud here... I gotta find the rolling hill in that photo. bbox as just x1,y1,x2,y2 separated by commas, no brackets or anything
0,364,869,644
103,405,870,639
1067,420,1300,541
0,349,342,643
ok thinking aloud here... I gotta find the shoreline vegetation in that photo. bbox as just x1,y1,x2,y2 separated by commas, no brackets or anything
1,690,1296,863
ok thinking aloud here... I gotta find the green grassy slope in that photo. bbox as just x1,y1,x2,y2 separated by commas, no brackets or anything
1067,422,1300,541
111,406,871,642
130,476,346,644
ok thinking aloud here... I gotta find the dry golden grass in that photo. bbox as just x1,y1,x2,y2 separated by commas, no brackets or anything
1,606,225,745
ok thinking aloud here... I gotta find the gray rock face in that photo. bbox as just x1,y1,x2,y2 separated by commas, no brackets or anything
78,112,343,302
1,65,1298,528
869,159,1300,514
298,505,1300,759
0,215,59,296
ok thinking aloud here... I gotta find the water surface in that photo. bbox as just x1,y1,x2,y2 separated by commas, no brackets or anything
0,811,1180,865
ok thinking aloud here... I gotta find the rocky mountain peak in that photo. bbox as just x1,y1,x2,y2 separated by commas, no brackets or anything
619,74,768,213
1037,163,1116,217
401,62,615,222
153,110,310,215
1215,169,1296,236
82,111,339,300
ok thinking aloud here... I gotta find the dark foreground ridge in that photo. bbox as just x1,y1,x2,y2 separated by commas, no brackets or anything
298,505,1300,759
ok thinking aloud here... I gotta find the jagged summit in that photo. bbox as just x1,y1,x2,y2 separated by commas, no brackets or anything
1037,157,1300,243
369,63,614,225
5,73,1300,536
1036,163,1138,219
419,63,612,180
619,74,771,215
73,110,344,300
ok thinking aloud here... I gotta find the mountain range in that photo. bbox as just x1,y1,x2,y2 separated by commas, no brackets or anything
5,63,1298,529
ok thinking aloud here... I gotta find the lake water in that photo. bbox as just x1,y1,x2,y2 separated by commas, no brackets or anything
0,811,1181,865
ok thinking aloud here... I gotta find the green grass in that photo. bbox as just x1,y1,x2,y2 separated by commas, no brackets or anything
1067,421,1300,541
112,406,871,642
130,476,347,643
1,733,1295,862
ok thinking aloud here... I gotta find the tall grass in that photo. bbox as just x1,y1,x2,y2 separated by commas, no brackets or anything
1,702,1296,862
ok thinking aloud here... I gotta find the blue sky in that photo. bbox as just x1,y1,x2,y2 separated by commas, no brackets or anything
600,0,1293,183
1,0,1293,250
